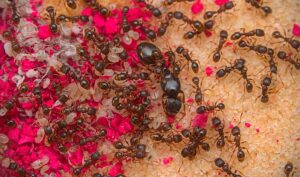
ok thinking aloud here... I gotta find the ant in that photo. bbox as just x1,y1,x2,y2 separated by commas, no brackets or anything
84,0,110,16
231,28,265,40
114,72,150,81
260,75,272,103
272,31,300,51
204,1,235,19
2,30,21,53
238,39,268,55
231,125,247,162
56,14,89,23
136,0,162,18
266,48,278,74
212,30,228,62
150,133,183,144
137,42,164,66
214,158,242,177
212,117,226,148
163,0,195,6
196,102,225,114
244,0,272,15
181,127,210,159
46,6,58,33
165,50,181,77
8,0,20,24
84,28,110,55
122,6,131,33
183,19,214,39
157,12,174,37
66,0,77,9
176,46,199,73
192,77,204,104
284,162,295,177
277,51,300,70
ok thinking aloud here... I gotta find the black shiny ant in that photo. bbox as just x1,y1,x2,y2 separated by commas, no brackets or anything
231,28,265,40
266,48,278,74
2,30,21,53
46,6,58,33
114,72,150,81
238,39,268,55
212,117,226,148
214,158,242,177
150,132,183,144
277,51,300,69
66,0,77,9
203,1,235,19
212,30,228,62
7,162,38,177
244,0,272,15
181,127,210,159
165,50,181,77
157,12,174,37
136,0,162,18
272,31,300,51
122,6,131,33
8,0,20,24
56,14,89,23
260,75,272,103
196,102,225,114
84,28,109,55
231,125,247,162
176,46,199,73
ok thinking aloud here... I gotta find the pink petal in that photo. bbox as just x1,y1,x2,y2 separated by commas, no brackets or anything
292,24,300,36
256,128,260,133
229,122,234,129
7,127,20,142
93,14,105,29
105,18,120,34
244,122,252,128
205,66,213,76
22,123,36,137
162,156,173,165
18,135,35,145
68,149,83,166
106,128,119,142
214,0,229,5
192,113,208,128
118,120,133,134
81,7,93,16
21,102,33,110
191,0,204,14
108,162,123,177
38,25,52,40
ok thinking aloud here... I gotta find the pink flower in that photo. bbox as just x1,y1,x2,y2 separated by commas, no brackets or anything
162,156,173,165
191,0,204,14
118,120,133,134
192,113,208,128
292,24,300,36
38,25,52,39
205,66,213,76
214,0,229,5
244,122,252,128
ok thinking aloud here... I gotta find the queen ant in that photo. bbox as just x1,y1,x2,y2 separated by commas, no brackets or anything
203,1,235,19
244,0,272,15
272,31,300,51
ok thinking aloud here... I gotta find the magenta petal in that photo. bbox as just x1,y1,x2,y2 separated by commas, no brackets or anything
292,24,300,36
108,162,123,177
7,127,20,142
38,25,52,40
118,120,133,135
191,0,204,14
18,135,35,145
68,149,83,166
214,0,229,5
192,113,208,128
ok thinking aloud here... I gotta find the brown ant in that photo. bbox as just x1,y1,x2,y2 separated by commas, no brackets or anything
2,30,21,53
66,0,77,9
150,133,183,144
260,75,272,103
46,6,58,33
284,162,295,177
238,39,268,55
266,48,278,74
196,102,225,114
165,50,181,77
56,14,89,23
83,0,110,16
136,0,162,18
157,12,173,37
231,28,265,40
212,117,226,148
214,158,242,177
183,19,214,39
84,28,111,55
8,0,20,24
203,1,235,19
192,77,204,104
114,72,150,81
230,125,247,162
277,51,300,70
176,46,199,73
244,0,272,15
272,31,300,51
212,30,228,62
122,6,131,33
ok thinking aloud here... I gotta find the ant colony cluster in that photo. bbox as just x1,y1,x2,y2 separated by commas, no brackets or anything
0,0,299,177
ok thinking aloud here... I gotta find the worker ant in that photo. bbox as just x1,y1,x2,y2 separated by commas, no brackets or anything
238,40,268,55
46,6,58,33
2,30,21,53
8,0,20,24
183,19,214,39
56,14,89,23
83,0,110,16
272,31,300,51
277,51,300,70
212,117,226,148
191,77,205,104
231,28,265,40
203,1,235,19
284,162,296,177
214,158,242,177
196,102,225,114
176,46,199,73
212,30,228,62
244,0,272,15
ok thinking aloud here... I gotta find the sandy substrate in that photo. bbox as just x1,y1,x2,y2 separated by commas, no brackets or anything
29,0,300,176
